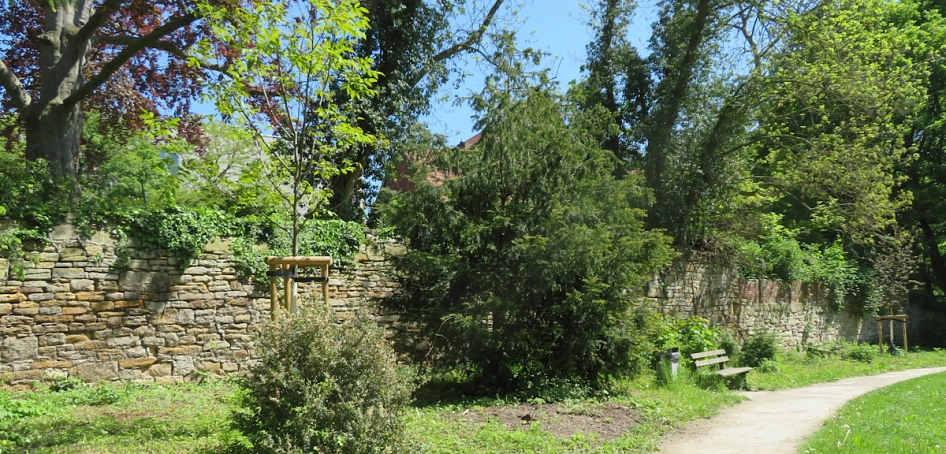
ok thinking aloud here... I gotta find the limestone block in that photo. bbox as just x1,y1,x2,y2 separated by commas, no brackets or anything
0,258,7,283
71,279,95,292
119,357,156,368
196,361,221,374
23,269,51,280
384,242,407,257
61,307,88,315
202,238,232,253
127,260,150,270
48,223,77,242
87,231,115,246
172,356,195,376
74,340,107,350
31,360,72,369
184,266,211,276
51,268,85,279
106,336,139,348
174,309,195,324
71,361,118,381
59,248,87,262
43,333,66,345
158,345,202,356
119,271,170,293
1,336,38,361
65,334,90,343
0,294,25,303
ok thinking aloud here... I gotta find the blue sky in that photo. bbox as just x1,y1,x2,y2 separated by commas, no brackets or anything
426,0,656,145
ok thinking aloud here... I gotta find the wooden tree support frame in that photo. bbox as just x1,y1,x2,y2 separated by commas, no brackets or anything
265,256,333,321
876,314,908,355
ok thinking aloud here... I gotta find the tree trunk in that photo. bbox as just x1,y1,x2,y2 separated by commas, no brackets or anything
24,102,82,181
25,3,90,183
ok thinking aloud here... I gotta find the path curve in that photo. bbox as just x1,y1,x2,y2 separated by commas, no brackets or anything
659,366,946,454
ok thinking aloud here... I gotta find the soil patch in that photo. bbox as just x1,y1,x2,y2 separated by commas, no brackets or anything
457,401,640,442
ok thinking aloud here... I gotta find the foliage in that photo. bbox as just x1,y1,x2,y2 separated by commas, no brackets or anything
176,122,279,222
841,343,877,364
196,0,379,257
380,77,674,392
655,316,722,359
756,358,781,373
0,151,69,236
79,112,181,211
740,332,779,367
718,330,740,360
229,306,413,454
0,390,49,448
48,376,84,392
231,218,366,283
133,206,232,266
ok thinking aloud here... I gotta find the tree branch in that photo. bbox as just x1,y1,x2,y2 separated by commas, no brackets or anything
95,34,227,72
75,0,125,44
0,59,31,110
409,0,505,87
64,13,198,107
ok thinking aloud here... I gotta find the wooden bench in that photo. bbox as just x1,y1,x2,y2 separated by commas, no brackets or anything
691,349,752,389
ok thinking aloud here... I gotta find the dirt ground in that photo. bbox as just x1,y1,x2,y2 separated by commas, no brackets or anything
456,401,641,442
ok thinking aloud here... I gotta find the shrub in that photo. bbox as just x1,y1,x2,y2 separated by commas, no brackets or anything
230,306,413,454
757,358,781,373
842,342,876,363
48,376,84,392
655,316,722,359
719,330,740,359
741,332,779,367
379,84,674,392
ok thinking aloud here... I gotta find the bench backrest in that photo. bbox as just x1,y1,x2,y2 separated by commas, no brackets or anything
691,349,729,368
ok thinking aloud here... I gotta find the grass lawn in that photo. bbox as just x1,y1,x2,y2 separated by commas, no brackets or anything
749,348,946,390
800,371,946,453
1,348,945,453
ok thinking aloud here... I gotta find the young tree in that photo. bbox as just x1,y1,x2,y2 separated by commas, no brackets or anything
196,0,377,257
380,75,674,392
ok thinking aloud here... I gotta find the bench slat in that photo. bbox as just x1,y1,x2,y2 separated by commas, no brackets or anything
718,367,753,377
694,356,729,368
690,349,727,360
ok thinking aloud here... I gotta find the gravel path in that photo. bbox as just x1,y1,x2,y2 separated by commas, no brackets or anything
658,366,946,454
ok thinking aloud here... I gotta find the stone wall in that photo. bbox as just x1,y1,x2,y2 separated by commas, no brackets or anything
641,260,885,348
0,223,914,384
0,223,398,384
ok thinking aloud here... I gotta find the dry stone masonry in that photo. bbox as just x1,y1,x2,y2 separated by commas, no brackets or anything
641,260,882,348
0,223,901,384
0,222,398,384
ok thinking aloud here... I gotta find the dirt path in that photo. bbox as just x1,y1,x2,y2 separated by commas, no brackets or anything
659,366,946,454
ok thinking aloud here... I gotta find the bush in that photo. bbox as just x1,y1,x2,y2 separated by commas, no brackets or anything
757,358,781,373
719,330,740,359
842,342,876,363
230,306,413,454
654,316,723,362
741,332,779,367
379,84,674,393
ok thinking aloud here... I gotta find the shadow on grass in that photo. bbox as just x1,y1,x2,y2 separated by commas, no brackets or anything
13,413,219,452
